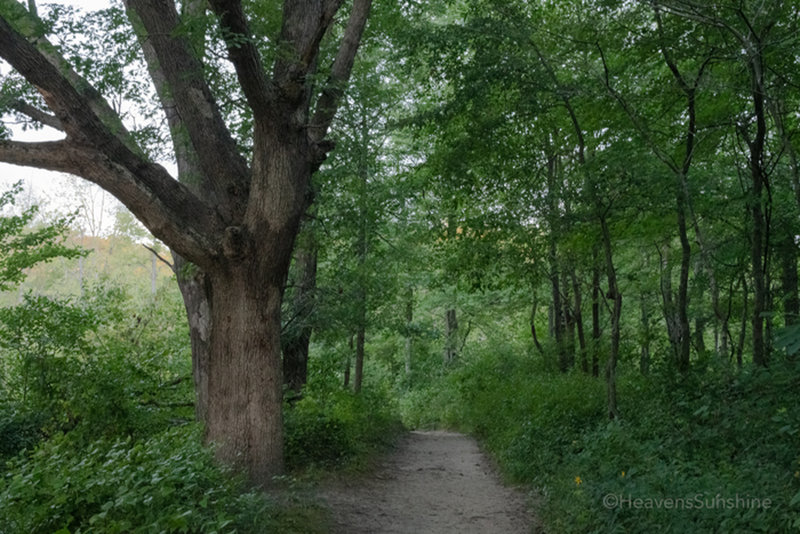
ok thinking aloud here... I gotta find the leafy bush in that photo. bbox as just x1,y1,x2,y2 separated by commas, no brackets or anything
284,386,402,471
0,424,285,534
0,284,194,450
0,406,45,459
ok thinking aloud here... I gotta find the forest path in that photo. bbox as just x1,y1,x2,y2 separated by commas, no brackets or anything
318,430,533,534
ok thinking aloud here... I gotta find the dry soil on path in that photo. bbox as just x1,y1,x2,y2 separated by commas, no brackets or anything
319,430,532,534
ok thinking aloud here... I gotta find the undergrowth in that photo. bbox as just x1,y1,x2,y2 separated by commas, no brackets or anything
0,284,402,533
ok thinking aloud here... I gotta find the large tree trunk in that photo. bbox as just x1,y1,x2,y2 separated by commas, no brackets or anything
206,269,288,483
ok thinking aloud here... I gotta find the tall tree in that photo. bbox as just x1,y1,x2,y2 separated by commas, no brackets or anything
0,0,371,483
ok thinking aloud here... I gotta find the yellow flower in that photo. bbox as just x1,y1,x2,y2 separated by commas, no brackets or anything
621,471,626,477
575,476,582,486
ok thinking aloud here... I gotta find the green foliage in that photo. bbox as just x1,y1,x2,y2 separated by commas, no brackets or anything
0,407,46,458
0,425,288,534
0,283,193,457
284,384,402,472
0,183,85,291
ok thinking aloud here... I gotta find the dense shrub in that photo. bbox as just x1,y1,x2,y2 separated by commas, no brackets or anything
0,406,45,459
284,386,402,471
0,424,286,534
0,285,194,453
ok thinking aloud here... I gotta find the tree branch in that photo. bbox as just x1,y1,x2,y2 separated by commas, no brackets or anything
143,243,176,272
308,0,372,160
0,5,134,148
9,99,62,130
0,139,221,266
126,0,246,220
274,0,345,101
0,10,227,264
595,41,680,174
207,0,274,116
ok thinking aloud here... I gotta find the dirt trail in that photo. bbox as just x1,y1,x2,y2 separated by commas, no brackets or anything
319,430,532,534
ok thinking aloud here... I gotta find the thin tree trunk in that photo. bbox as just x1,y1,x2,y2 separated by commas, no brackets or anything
545,152,567,370
572,270,588,373
150,249,157,295
562,268,575,370
640,293,651,375
599,212,621,420
693,260,706,354
779,232,799,326
443,308,459,365
344,334,353,388
591,248,601,378
737,272,748,368
404,286,413,376
676,176,692,372
282,234,318,392
172,256,210,423
659,245,681,358
743,37,769,367
354,322,365,393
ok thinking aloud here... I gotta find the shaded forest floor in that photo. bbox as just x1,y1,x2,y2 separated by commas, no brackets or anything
318,430,534,533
